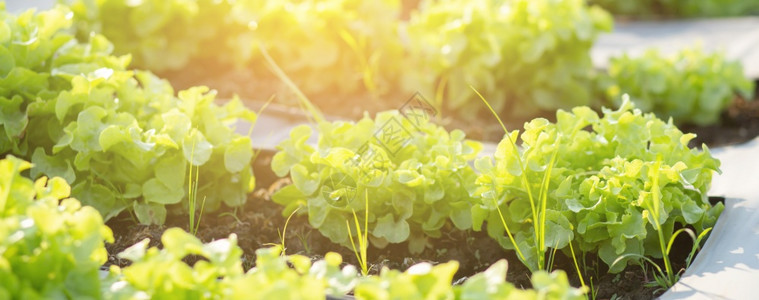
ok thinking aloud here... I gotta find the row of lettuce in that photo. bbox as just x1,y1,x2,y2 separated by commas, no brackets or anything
1,155,586,299
0,4,256,225
272,100,721,273
63,0,754,125
0,2,727,297
589,0,759,18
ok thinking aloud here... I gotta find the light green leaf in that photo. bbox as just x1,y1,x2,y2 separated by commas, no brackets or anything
373,214,410,243
155,153,186,190
142,178,184,205
396,169,424,187
224,137,253,173
30,147,75,183
291,164,319,196
182,129,213,166
133,201,167,225
98,124,130,152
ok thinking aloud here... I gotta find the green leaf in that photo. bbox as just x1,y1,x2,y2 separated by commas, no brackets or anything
142,178,184,205
373,214,410,243
154,153,185,190
396,169,424,187
291,164,319,196
0,46,15,76
224,137,253,173
0,95,28,139
271,184,307,215
71,180,124,221
308,189,331,228
182,129,213,166
98,124,130,152
30,147,75,183
544,210,573,249
162,227,204,257
133,201,167,225
0,21,10,44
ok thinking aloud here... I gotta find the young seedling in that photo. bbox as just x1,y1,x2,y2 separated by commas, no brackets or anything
612,156,714,291
472,85,560,272
347,190,370,276
219,208,245,225
339,30,378,94
258,42,325,124
268,207,300,256
188,139,207,236
568,240,588,293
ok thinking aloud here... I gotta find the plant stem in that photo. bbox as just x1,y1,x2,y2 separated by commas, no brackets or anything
472,86,543,270
650,157,675,286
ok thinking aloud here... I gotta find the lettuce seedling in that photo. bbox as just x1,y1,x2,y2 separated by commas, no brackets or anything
591,0,759,17
474,98,722,272
105,230,357,300
355,259,587,299
272,111,481,253
106,228,586,299
402,0,612,119
66,0,403,98
603,48,755,126
0,5,257,224
0,156,113,299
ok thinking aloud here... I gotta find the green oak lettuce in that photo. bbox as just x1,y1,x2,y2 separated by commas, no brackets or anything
0,153,584,299
357,259,586,300
474,99,722,271
0,156,113,299
106,229,586,299
66,0,403,97
0,5,256,224
590,0,759,17
271,111,481,253
401,0,612,119
102,228,356,300
602,48,754,126
65,0,252,71
66,0,615,122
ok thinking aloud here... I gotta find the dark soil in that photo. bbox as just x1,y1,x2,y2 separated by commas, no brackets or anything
683,97,759,148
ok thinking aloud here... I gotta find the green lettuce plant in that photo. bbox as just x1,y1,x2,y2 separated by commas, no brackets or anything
106,228,586,299
356,259,587,299
103,228,244,299
65,0,253,71
66,0,617,123
611,156,715,290
0,156,113,300
103,229,358,300
590,0,759,17
602,48,755,126
401,0,613,119
473,98,722,272
66,0,403,97
0,5,256,224
271,111,481,253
